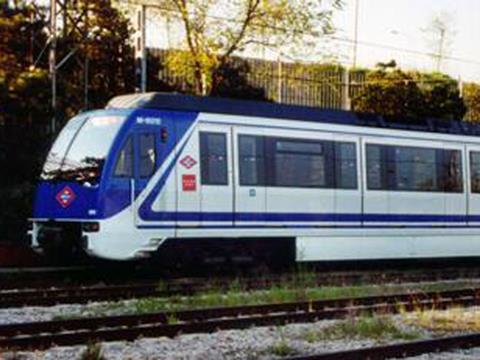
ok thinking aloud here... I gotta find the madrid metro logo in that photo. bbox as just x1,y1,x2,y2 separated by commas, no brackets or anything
179,155,197,169
56,186,76,208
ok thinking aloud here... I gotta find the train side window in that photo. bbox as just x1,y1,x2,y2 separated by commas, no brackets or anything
470,152,480,193
442,149,463,192
335,142,357,189
239,135,265,186
366,144,387,190
139,134,156,178
200,132,228,185
114,137,133,177
394,146,438,191
367,143,463,193
271,138,331,188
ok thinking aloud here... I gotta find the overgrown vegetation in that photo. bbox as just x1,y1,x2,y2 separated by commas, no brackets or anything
405,307,480,333
303,315,421,342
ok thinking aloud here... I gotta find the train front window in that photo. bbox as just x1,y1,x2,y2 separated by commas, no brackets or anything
41,115,126,185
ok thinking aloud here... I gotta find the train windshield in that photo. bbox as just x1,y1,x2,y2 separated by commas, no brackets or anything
41,114,126,185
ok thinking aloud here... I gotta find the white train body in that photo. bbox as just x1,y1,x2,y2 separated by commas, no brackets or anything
31,93,480,262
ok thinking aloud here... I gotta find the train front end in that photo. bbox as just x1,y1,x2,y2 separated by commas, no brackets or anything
30,109,131,260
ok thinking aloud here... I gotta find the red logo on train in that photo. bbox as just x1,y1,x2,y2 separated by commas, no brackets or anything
179,155,197,169
56,186,76,208
182,174,197,191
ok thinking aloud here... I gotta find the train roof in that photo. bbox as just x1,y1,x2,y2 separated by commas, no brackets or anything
106,92,480,137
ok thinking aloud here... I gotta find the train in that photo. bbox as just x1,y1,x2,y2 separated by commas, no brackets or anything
28,93,480,265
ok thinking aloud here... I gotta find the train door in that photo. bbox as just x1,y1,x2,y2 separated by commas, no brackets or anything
133,130,160,226
467,145,480,222
334,135,362,224
198,124,234,226
233,128,267,226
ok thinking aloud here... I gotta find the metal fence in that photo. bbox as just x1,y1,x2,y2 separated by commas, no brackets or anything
148,49,367,110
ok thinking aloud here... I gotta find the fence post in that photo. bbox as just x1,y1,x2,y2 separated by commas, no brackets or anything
277,55,282,103
342,67,351,111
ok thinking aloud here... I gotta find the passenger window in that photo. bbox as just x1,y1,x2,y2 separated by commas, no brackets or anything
272,138,330,188
366,144,387,190
366,143,463,193
139,134,156,178
200,132,228,185
239,135,265,186
114,137,133,177
335,142,357,189
442,150,463,192
394,147,437,191
470,152,480,193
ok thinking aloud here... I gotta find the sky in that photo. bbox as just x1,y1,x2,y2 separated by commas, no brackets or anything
333,0,480,81
38,0,480,82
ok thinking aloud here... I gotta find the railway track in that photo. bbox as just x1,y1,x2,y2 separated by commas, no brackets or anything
3,264,480,291
0,282,199,308
3,266,480,308
1,287,480,351
285,333,480,360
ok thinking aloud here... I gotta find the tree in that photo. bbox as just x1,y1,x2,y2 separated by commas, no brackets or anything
414,72,465,120
141,0,342,95
352,68,424,119
352,64,466,121
0,0,48,126
210,59,267,100
55,0,135,119
0,0,135,243
463,83,480,122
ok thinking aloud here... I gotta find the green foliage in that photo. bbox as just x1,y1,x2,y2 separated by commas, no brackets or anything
157,0,343,94
268,338,297,357
415,72,466,120
352,68,425,119
304,315,421,342
210,60,268,100
463,82,480,122
352,66,466,120
0,0,134,243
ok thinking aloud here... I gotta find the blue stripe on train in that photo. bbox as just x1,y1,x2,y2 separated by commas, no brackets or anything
138,211,480,223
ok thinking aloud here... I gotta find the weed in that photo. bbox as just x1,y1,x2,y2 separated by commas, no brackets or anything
268,339,297,357
406,306,480,333
80,342,105,360
166,313,179,325
304,315,420,342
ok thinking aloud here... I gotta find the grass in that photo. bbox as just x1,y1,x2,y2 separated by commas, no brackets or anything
267,328,299,357
268,339,298,357
80,342,104,360
53,276,480,320
405,307,480,333
303,315,421,342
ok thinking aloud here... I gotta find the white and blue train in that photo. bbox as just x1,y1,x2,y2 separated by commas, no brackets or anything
29,93,480,264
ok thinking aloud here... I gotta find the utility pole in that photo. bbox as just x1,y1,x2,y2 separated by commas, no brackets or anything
352,0,360,68
49,0,57,134
436,27,446,72
134,5,147,93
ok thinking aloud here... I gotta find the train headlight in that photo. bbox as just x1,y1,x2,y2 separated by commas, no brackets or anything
82,222,100,232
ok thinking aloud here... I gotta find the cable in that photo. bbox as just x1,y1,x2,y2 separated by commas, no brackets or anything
127,0,480,68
